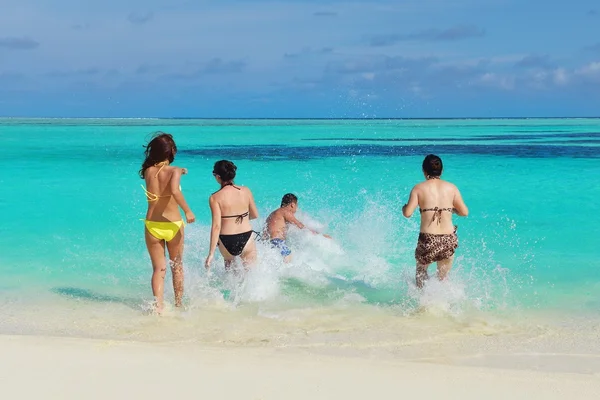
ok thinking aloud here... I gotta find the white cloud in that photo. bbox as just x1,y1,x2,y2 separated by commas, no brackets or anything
409,81,430,98
576,62,600,82
361,72,375,80
552,68,569,86
476,72,515,90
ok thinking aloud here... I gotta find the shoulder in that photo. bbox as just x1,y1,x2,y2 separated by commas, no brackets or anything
266,209,277,219
411,183,424,192
241,186,255,199
442,180,459,191
167,166,182,175
209,192,219,202
144,166,155,178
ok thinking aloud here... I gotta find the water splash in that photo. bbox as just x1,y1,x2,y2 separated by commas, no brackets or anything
177,198,521,321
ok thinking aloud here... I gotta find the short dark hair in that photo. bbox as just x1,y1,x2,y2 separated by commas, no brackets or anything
422,154,443,177
281,193,298,207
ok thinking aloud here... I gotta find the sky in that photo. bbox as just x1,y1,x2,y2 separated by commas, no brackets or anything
0,0,599,118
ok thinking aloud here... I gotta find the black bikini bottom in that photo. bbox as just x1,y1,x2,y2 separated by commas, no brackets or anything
218,231,255,256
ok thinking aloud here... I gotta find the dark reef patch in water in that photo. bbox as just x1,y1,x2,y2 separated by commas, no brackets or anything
181,144,600,160
302,132,600,143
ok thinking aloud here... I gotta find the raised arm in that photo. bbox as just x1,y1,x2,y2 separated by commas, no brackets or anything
246,188,259,220
170,168,195,223
402,187,419,218
205,196,221,269
452,187,469,217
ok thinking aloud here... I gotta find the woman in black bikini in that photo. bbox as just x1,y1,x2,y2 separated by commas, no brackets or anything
205,160,259,270
402,154,469,289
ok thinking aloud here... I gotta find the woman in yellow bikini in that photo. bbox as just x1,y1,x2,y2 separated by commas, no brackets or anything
140,132,195,314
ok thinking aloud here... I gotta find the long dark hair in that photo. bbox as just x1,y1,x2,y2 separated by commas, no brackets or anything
139,132,177,179
213,160,237,184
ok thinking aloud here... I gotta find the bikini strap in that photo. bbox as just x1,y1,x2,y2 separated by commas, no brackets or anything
222,211,250,224
235,212,249,224
223,182,241,190
430,207,443,225
421,206,454,226
213,182,241,195
421,207,453,212
141,184,159,201
154,161,168,178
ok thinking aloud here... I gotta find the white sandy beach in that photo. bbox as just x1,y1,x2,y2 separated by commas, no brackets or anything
1,334,599,400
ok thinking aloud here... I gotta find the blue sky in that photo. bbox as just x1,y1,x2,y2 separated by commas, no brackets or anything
0,0,599,118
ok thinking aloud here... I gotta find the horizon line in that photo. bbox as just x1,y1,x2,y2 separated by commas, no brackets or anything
0,116,599,120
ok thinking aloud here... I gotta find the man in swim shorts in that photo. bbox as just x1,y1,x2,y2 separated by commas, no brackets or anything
264,193,331,262
402,154,469,288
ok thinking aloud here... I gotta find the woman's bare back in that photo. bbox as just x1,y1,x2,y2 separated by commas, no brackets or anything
144,165,181,221
416,179,457,234
211,185,254,234
403,178,468,235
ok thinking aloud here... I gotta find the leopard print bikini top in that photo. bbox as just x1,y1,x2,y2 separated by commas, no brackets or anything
420,207,454,225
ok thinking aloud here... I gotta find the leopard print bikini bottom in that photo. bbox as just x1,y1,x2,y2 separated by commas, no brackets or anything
415,227,458,265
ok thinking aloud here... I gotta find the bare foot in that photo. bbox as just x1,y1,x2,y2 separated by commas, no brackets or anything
153,301,164,316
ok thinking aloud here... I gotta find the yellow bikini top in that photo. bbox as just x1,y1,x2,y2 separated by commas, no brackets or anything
142,161,182,202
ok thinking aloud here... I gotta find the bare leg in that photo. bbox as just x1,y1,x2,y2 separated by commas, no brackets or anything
240,237,257,270
145,228,167,313
436,256,454,282
217,242,236,271
416,262,430,289
166,226,184,308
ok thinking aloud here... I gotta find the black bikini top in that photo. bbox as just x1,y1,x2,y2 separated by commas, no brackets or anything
420,207,454,225
222,211,249,224
218,182,249,224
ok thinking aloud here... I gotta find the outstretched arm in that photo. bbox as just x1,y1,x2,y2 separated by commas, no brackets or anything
402,187,419,218
285,211,331,238
205,196,221,269
285,211,307,230
170,168,195,223
452,188,469,217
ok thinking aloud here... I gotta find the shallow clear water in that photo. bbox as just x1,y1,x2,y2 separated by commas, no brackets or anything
1,118,599,360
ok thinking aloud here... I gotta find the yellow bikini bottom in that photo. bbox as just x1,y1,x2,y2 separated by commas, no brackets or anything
144,220,184,242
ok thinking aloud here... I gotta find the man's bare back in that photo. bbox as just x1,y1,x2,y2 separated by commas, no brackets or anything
265,207,305,240
265,208,288,240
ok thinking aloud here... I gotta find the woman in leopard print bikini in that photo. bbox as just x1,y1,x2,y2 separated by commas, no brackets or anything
402,154,469,289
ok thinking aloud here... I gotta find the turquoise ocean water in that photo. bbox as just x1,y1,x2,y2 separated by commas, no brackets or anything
1,118,599,363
